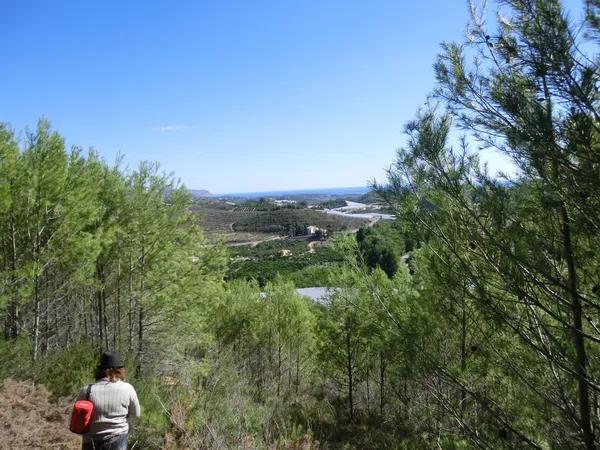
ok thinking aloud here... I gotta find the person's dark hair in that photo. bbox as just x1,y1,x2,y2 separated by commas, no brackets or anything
94,366,126,381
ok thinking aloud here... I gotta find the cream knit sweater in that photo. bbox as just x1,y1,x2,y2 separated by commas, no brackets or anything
78,379,141,440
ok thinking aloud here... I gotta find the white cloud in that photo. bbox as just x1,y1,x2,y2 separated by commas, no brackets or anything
153,125,187,132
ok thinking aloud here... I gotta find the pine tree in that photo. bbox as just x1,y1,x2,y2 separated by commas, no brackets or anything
0,124,22,340
377,0,600,446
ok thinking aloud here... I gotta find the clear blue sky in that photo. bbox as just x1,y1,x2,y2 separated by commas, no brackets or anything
0,0,585,193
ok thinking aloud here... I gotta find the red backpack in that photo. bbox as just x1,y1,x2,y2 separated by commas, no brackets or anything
70,384,94,434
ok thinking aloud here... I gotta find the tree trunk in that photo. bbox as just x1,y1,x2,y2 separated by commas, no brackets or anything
136,305,144,377
346,326,354,422
96,263,103,348
295,347,300,394
561,204,595,450
543,71,595,449
4,214,19,339
41,282,49,355
102,293,109,350
32,276,40,361
128,257,133,353
277,341,282,395
379,352,385,415
460,294,467,413
135,248,145,377
366,364,371,415
115,259,121,350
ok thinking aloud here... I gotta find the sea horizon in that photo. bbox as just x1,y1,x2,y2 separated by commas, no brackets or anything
212,185,371,199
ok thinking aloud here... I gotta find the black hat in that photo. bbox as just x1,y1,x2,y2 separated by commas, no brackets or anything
98,351,124,369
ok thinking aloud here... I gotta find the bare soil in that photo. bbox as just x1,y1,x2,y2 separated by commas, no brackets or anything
0,379,80,450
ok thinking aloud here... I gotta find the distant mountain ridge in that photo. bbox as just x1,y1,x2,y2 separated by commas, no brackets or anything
188,189,212,198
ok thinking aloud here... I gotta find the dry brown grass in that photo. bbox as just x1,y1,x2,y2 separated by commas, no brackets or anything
0,379,80,450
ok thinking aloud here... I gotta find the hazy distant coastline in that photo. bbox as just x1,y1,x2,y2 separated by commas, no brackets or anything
211,186,371,200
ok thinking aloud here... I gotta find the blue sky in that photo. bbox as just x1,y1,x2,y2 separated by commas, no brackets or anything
0,0,586,193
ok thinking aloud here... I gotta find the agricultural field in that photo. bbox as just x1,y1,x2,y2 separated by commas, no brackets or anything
227,238,344,287
194,197,374,286
192,197,370,243
230,208,366,233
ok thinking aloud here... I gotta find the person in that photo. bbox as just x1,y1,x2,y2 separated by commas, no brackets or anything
78,351,141,450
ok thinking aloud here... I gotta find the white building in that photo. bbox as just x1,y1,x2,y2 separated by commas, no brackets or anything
306,225,320,235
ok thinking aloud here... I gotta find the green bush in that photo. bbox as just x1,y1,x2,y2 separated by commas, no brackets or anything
32,341,98,398
0,337,99,398
0,336,32,380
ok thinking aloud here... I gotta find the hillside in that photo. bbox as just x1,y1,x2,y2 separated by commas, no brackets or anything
193,198,370,243
230,208,365,233
0,379,79,450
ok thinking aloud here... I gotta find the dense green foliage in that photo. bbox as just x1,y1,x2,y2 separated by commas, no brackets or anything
0,120,227,373
317,199,347,209
372,1,600,447
227,240,344,287
356,222,405,278
2,1,600,449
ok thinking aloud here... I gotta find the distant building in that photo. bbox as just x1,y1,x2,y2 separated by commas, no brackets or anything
273,199,297,205
306,225,319,235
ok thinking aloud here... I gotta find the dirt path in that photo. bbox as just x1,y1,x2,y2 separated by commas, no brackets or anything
226,235,285,247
